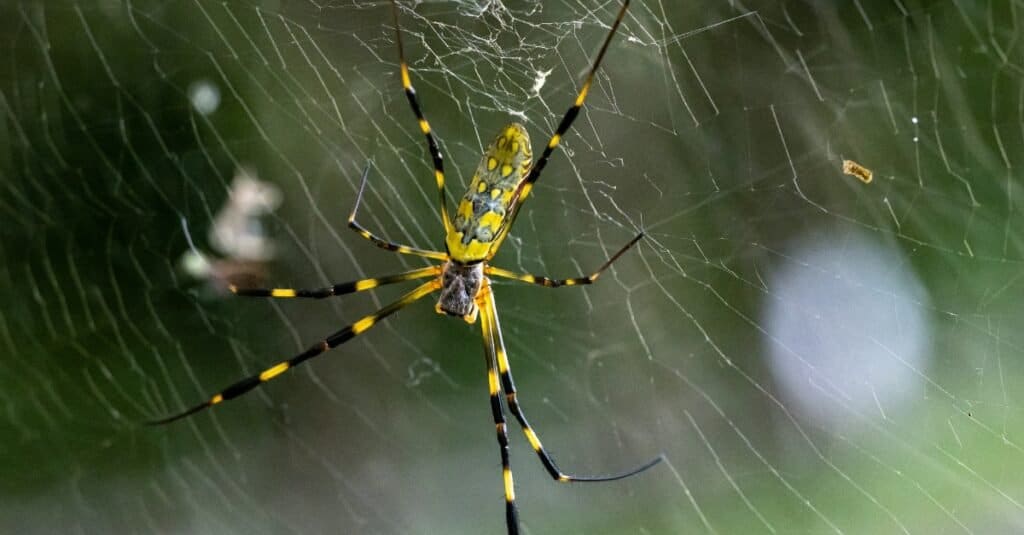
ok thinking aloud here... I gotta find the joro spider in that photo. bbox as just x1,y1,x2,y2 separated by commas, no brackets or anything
150,0,661,533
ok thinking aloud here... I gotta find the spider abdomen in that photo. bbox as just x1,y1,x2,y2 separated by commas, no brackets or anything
447,123,533,263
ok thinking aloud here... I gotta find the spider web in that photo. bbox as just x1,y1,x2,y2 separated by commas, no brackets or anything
2,0,1022,533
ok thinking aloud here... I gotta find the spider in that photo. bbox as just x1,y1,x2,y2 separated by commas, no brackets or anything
149,1,660,532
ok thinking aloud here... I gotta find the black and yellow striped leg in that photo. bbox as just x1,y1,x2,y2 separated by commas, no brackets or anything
481,0,631,256
480,288,520,535
479,286,663,483
229,266,440,299
515,0,631,206
389,0,454,236
348,163,448,261
485,233,643,288
147,279,441,425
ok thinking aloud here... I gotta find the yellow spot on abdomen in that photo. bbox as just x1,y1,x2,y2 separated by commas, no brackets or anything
447,234,491,263
478,211,503,230
419,119,430,134
259,362,290,382
271,289,296,297
548,134,561,149
211,394,224,405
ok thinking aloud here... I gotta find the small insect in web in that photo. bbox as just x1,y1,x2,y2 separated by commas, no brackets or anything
842,159,873,184
148,1,661,533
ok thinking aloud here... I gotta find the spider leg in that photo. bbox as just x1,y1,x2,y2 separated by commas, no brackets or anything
147,279,441,425
478,284,663,483
230,266,440,299
479,288,520,534
485,233,643,287
390,0,453,236
521,0,630,192
347,163,447,261
487,1,632,260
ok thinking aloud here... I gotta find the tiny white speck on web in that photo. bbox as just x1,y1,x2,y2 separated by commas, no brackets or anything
531,68,553,97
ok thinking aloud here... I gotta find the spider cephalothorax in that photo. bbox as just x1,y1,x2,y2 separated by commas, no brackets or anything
436,260,484,320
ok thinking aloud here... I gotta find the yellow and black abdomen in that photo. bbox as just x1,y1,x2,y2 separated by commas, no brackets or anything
447,123,534,263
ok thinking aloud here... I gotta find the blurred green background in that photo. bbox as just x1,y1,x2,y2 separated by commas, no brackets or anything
2,1,1022,533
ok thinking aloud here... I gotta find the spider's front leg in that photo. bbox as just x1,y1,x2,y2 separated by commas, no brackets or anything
229,266,440,299
347,163,447,261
